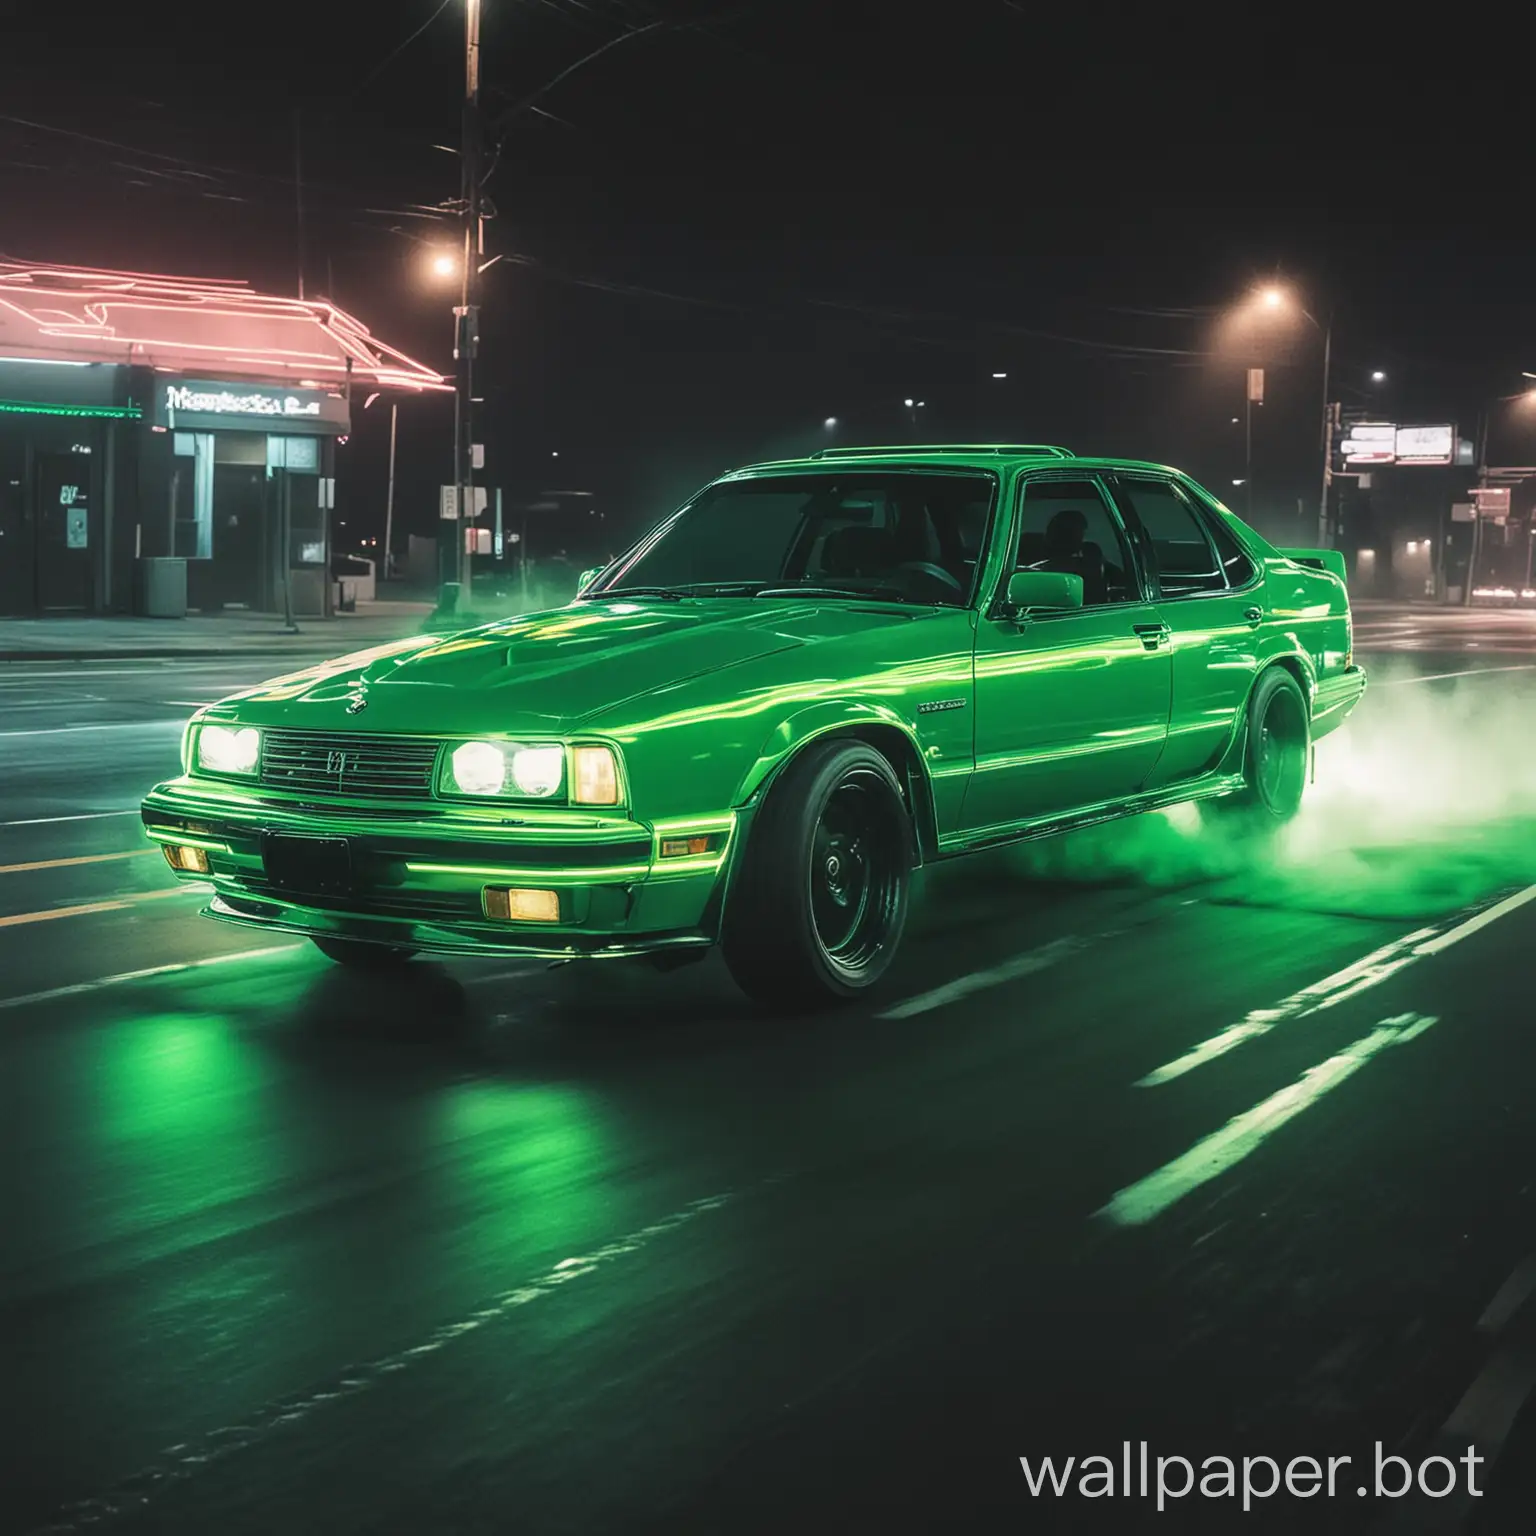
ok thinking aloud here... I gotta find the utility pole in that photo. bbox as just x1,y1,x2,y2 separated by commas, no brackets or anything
383,400,398,581
444,0,483,613
293,110,306,301
1317,321,1333,546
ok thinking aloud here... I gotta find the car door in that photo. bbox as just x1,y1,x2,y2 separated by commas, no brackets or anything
962,472,1173,834
1105,474,1264,787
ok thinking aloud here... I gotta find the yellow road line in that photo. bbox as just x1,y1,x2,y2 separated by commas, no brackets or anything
0,883,206,928
0,900,130,927
0,849,160,876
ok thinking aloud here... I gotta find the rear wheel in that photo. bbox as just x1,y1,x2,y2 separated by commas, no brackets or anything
311,936,418,970
1206,667,1311,828
722,740,913,1010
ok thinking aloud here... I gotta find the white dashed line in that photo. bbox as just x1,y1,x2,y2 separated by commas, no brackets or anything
26,1191,738,1534
1137,886,1536,1087
1099,1013,1439,1227
0,943,307,1011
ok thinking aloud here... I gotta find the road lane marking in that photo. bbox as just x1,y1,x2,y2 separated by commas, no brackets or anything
0,810,139,827
1098,1013,1438,1227
0,884,205,931
26,1191,737,1535
1371,663,1536,686
1137,928,1438,1085
0,942,307,1011
1137,885,1536,1087
0,849,159,875
1479,1254,1536,1336
0,900,130,927
877,934,1092,1019
880,901,1181,1021
0,721,184,738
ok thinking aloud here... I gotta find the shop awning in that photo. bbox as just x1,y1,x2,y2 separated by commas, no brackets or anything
0,260,449,394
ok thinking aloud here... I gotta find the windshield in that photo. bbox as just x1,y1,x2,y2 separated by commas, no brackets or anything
584,471,997,607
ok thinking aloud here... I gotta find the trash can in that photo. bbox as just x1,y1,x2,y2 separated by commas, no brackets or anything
135,558,187,618
335,577,358,613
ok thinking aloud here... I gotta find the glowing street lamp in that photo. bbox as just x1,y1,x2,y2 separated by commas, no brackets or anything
1231,281,1333,542
823,417,838,429
1371,370,1386,383
428,249,458,281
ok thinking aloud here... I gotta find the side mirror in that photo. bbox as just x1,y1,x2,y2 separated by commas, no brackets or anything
575,567,601,594
1004,569,1084,616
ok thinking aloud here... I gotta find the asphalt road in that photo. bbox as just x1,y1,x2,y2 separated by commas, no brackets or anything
4,607,1536,1535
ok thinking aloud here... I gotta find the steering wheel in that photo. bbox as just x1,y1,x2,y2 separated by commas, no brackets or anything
891,561,964,596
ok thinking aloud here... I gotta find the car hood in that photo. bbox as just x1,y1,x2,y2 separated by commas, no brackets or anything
213,599,936,735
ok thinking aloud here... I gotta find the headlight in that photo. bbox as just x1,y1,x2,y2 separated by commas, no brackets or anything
450,740,509,796
446,740,565,799
197,724,261,776
572,745,620,805
510,746,564,798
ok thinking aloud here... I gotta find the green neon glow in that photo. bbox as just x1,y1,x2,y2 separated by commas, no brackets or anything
404,861,652,881
0,398,142,419
1097,1012,1437,1226
648,854,727,876
650,814,737,835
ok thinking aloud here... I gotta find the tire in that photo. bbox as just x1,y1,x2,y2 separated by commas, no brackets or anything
1206,667,1311,828
311,936,419,969
722,739,913,1010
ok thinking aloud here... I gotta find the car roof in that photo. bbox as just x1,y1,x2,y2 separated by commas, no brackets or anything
722,445,1189,478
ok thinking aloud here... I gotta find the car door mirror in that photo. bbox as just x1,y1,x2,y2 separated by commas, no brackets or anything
576,567,601,594
1004,569,1084,617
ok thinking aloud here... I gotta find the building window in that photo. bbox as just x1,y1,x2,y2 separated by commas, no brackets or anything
171,431,213,559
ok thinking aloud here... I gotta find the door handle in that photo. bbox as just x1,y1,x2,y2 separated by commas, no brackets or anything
1132,623,1170,650
1242,605,1264,627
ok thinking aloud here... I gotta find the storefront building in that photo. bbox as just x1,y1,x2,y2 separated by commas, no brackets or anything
0,261,445,617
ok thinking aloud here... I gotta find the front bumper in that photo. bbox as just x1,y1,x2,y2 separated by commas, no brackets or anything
140,778,740,959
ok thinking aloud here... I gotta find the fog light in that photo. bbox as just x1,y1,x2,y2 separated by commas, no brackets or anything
483,886,560,923
660,835,715,859
163,844,211,874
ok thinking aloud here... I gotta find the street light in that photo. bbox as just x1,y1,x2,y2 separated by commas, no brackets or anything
1371,370,1386,383
429,251,458,280
823,417,838,429
1234,282,1333,543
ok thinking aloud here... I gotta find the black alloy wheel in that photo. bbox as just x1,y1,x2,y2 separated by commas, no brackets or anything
722,739,913,1010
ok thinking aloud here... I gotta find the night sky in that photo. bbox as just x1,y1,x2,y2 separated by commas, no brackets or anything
2,1,1530,557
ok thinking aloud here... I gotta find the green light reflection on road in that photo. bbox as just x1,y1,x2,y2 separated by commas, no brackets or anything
432,1081,618,1265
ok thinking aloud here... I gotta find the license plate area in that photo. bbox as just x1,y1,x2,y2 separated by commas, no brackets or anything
261,834,353,895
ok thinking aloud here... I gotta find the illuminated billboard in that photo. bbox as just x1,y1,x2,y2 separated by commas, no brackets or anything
1338,422,1457,467
1394,425,1455,465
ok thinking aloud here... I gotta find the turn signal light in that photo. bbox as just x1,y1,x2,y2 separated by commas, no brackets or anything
572,746,619,805
483,886,560,923
659,836,713,859
163,844,211,874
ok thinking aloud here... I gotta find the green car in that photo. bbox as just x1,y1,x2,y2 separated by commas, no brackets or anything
142,445,1365,1008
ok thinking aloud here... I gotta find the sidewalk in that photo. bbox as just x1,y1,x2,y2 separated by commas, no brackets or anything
0,600,439,662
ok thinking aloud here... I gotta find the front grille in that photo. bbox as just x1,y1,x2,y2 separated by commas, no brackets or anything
259,730,441,800
229,875,483,921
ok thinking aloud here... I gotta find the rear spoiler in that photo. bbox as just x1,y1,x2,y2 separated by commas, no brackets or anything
1278,547,1347,583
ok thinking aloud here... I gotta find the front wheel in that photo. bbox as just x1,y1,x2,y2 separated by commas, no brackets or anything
722,740,913,1011
1206,667,1311,828
311,936,418,970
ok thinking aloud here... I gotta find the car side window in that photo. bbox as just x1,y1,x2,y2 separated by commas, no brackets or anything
1202,509,1259,587
1112,478,1226,596
1013,478,1137,606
